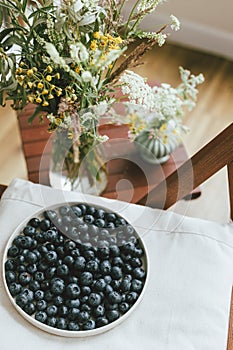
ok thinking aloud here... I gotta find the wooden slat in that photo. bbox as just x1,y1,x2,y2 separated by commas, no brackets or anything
227,288,233,350
228,161,233,221
138,123,233,208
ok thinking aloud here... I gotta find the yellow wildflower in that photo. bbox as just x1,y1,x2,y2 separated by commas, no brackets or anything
32,67,38,72
46,65,53,73
42,89,49,95
35,97,42,103
55,118,62,125
46,75,52,82
27,69,34,77
28,96,34,103
19,61,25,67
48,94,54,100
27,82,33,88
50,84,55,90
75,66,80,74
42,101,49,107
90,40,97,51
93,31,101,39
16,67,23,74
56,89,62,97
115,36,123,44
37,82,44,89
55,72,60,79
160,123,167,131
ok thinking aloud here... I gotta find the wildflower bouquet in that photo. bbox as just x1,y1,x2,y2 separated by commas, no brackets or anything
0,0,202,191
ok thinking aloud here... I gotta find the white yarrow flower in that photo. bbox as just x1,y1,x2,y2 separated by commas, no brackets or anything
81,71,92,82
170,14,180,31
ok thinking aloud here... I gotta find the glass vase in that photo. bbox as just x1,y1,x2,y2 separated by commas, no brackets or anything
49,128,108,195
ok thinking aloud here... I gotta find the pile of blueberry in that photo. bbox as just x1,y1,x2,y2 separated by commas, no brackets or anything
4,203,146,332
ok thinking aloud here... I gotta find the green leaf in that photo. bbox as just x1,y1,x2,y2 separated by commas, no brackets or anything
27,105,42,123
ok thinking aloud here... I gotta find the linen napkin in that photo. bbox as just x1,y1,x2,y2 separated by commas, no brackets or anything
0,178,233,350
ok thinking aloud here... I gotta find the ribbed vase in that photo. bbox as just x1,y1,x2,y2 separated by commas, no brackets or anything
134,130,180,164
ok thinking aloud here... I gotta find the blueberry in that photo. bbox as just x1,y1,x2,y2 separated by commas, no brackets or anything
5,259,15,271
18,272,31,286
115,218,127,227
15,293,28,308
131,279,143,292
106,309,120,322
83,249,95,260
70,248,80,258
96,317,108,328
83,320,96,330
79,272,93,286
126,291,138,304
105,285,113,294
5,271,16,284
122,263,132,273
28,217,41,228
9,282,22,296
24,302,36,315
34,271,45,282
56,246,65,258
88,292,102,307
67,307,80,321
77,310,90,324
93,304,105,318
58,305,68,317
26,264,37,274
81,286,91,296
46,229,58,242
78,204,87,215
36,299,47,311
106,222,115,229
35,311,47,323
88,225,99,237
59,205,71,216
40,219,51,231
86,260,99,273
71,205,82,217
121,278,131,292
119,302,130,314
16,265,26,273
29,280,40,292
44,290,54,302
50,278,65,295
133,267,146,279
34,290,45,301
21,288,33,300
100,260,111,274
66,283,81,299
131,257,142,268
133,247,144,258
56,317,67,329
47,305,58,317
25,251,38,264
43,210,57,221
67,276,78,284
45,251,58,265
57,264,69,277
111,266,122,280
83,215,95,224
95,219,105,228
40,280,50,291
106,213,117,222
47,317,57,328
7,245,20,258
23,225,36,236
53,295,64,306
112,256,124,267
108,291,122,304
63,255,74,267
110,280,121,291
74,256,86,272
68,321,80,331
93,278,106,292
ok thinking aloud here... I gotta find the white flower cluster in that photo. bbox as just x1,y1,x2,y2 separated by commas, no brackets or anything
137,0,165,13
120,67,204,125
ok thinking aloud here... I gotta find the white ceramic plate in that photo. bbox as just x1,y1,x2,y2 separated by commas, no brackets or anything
2,201,149,337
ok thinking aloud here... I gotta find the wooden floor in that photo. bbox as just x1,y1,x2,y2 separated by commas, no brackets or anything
0,43,233,223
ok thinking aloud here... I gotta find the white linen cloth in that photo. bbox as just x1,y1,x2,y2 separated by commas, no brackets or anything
0,178,233,350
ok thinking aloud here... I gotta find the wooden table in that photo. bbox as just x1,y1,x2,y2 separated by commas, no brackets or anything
0,110,201,205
